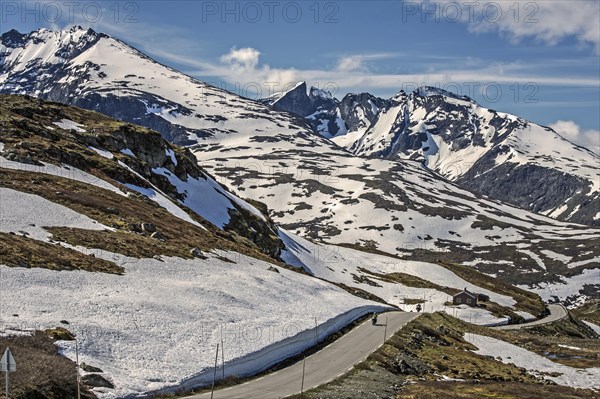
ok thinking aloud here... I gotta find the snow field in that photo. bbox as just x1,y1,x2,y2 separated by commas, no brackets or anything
280,229,517,325
466,334,600,390
0,253,386,398
0,184,385,397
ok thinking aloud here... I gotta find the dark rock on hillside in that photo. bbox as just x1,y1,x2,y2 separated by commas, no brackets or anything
82,373,114,388
270,82,315,117
339,93,390,133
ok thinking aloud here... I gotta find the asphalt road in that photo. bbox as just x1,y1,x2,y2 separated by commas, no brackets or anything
493,304,568,330
190,311,419,399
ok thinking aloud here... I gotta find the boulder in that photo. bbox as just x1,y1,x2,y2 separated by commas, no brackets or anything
150,231,165,240
82,374,114,388
141,223,157,233
80,363,103,373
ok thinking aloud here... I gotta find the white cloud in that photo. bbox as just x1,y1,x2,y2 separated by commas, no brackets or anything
549,120,600,154
336,56,367,72
431,0,600,54
220,47,261,71
335,53,401,72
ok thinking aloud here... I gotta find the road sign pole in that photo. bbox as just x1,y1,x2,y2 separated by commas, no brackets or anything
2,347,16,399
210,343,219,399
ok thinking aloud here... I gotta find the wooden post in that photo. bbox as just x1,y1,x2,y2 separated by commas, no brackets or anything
300,356,306,395
210,344,219,399
220,325,225,380
76,338,81,399
383,316,388,345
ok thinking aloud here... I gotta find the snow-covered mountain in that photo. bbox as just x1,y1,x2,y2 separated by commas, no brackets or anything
0,94,392,397
1,94,562,398
263,84,600,227
1,27,598,297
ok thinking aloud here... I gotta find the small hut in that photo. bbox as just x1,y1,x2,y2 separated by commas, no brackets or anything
453,288,478,306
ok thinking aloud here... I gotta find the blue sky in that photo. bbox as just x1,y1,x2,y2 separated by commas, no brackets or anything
2,0,599,148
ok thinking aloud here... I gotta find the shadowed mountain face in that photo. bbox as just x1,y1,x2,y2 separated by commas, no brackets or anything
1,27,599,295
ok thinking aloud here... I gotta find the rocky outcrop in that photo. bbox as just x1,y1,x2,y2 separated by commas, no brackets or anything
339,93,390,133
270,82,315,117
225,201,284,259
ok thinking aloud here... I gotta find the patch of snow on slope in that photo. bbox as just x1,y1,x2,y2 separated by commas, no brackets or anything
518,248,546,270
152,167,265,228
165,148,177,165
331,128,366,148
540,250,572,263
0,156,125,196
520,268,600,302
88,146,114,159
120,148,135,157
566,255,600,269
0,253,385,398
466,334,600,389
117,161,205,229
0,188,109,240
583,321,600,336
53,118,86,132
515,310,536,321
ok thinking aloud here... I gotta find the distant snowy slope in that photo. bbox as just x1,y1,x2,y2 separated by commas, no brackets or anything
268,84,600,226
280,229,530,326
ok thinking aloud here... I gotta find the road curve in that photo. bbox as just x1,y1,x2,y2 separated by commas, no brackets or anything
493,304,568,330
189,311,419,399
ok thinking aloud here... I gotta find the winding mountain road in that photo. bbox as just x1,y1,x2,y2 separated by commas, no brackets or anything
190,305,567,398
190,311,419,399
493,304,568,330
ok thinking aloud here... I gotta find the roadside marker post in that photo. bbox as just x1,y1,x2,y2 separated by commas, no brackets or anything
76,338,81,399
1,347,16,399
383,316,388,344
211,344,219,399
301,356,306,395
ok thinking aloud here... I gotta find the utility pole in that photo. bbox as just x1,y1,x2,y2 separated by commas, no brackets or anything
314,317,318,344
210,344,219,399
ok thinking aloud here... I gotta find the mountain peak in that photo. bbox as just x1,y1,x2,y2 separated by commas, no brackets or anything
1,26,105,47
0,29,27,48
414,86,474,103
309,86,333,100
266,81,316,117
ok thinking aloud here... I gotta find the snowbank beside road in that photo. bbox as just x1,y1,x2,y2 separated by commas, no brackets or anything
1,252,385,398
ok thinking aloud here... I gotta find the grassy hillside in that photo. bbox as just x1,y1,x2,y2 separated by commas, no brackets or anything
288,312,599,399
0,332,96,399
0,94,284,270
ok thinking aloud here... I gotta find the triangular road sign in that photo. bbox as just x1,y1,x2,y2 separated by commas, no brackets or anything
1,348,16,372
